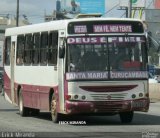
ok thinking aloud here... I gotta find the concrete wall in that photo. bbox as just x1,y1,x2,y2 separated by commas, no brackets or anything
149,83,160,102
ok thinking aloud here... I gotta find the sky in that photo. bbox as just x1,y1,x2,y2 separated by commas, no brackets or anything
0,0,154,24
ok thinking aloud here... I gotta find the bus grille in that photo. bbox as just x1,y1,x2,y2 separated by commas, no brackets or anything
90,93,127,101
79,85,137,92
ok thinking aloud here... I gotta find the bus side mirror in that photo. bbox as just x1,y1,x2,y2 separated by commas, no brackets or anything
59,46,65,58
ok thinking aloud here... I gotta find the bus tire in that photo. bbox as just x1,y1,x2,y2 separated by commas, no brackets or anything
19,90,29,116
51,94,62,123
119,111,134,123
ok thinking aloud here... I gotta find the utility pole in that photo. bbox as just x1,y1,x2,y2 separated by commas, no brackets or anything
16,0,19,27
118,0,131,18
128,0,132,18
126,7,128,18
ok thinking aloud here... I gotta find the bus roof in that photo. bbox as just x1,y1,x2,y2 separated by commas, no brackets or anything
5,17,143,36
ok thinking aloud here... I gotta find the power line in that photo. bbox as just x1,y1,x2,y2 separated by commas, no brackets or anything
102,3,119,16
120,12,126,18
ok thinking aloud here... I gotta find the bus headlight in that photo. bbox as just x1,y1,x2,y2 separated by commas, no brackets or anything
74,95,78,100
81,95,86,100
139,93,143,97
132,94,136,99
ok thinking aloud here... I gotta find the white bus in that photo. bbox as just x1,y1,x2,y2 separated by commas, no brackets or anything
4,17,149,123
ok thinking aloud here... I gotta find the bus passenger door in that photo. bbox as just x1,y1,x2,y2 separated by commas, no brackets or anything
10,37,16,104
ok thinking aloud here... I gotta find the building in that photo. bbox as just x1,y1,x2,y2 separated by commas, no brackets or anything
155,0,160,9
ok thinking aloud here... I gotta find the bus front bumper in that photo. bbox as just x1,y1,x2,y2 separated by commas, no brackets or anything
65,98,150,114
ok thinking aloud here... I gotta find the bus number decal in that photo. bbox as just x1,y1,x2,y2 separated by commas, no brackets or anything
74,25,87,33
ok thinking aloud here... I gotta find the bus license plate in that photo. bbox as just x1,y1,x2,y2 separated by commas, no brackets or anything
132,101,145,108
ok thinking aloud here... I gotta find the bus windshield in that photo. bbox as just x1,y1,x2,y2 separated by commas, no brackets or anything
67,36,147,80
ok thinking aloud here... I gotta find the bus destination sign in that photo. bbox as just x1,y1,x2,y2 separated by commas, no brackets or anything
93,25,132,33
68,21,144,34
67,37,144,44
66,71,148,80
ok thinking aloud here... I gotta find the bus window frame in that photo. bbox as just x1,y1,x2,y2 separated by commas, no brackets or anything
32,33,40,66
48,31,58,66
24,33,33,66
4,36,11,66
16,35,25,66
66,35,147,80
40,32,48,66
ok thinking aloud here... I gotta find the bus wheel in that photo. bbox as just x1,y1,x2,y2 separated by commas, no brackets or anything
19,90,29,116
51,94,61,123
119,111,134,123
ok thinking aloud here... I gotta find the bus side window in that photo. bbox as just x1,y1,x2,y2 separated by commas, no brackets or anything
48,31,58,65
16,35,25,65
4,37,11,65
40,32,48,65
33,33,40,65
24,34,32,65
